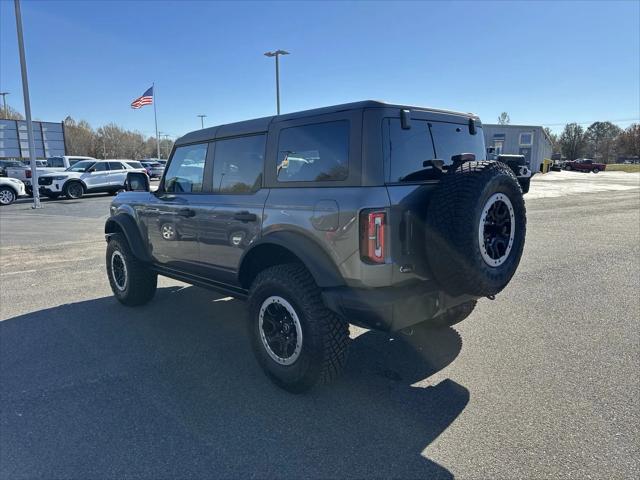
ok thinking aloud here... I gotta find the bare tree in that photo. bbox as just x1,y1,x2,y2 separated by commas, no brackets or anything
558,123,586,160
497,112,510,125
543,127,558,149
64,116,96,157
585,121,622,163
616,124,640,158
1,104,24,120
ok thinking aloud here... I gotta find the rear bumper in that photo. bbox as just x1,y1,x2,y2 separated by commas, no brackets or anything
322,281,476,331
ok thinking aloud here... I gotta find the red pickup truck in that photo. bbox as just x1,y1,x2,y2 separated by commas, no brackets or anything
564,158,606,173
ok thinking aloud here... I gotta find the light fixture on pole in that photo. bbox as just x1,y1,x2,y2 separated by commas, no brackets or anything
197,114,207,129
14,0,41,208
0,92,9,118
264,50,289,115
159,132,171,159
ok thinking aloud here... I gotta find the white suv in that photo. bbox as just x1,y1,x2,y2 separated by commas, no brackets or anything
37,160,144,199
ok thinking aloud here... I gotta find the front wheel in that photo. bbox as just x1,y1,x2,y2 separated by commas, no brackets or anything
0,186,16,205
248,263,349,393
106,233,157,306
63,181,84,199
592,167,600,173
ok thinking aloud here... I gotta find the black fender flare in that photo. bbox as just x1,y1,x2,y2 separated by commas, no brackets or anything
104,213,152,262
239,231,345,289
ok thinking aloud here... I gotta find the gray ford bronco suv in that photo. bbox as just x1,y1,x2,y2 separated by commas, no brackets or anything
105,101,527,392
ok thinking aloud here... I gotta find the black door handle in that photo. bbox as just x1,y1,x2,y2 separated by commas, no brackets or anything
234,211,257,222
177,208,196,218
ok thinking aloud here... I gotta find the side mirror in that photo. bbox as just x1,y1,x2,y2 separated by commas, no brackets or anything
124,171,150,192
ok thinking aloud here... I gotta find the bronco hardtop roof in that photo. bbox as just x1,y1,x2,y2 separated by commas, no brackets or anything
175,100,479,146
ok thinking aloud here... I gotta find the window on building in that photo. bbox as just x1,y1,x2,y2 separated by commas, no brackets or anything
164,143,207,193
277,121,349,182
212,134,266,193
519,132,533,146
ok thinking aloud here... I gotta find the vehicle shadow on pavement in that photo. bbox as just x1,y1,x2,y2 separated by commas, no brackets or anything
0,286,468,479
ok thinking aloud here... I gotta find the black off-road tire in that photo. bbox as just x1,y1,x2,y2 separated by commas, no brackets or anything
426,161,526,297
63,181,84,199
106,233,157,306
248,263,349,393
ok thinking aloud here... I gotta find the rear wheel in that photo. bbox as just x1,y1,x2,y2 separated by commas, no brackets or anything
564,164,572,171
63,181,84,199
426,161,526,297
592,167,600,173
248,263,349,393
106,233,157,306
0,186,16,205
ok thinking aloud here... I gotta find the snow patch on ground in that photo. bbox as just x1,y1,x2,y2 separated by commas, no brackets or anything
527,171,640,199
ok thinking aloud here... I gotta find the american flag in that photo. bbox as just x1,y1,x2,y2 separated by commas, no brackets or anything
131,86,153,109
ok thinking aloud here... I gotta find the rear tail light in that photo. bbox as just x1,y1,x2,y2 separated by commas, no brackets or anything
26,170,32,178
360,210,386,264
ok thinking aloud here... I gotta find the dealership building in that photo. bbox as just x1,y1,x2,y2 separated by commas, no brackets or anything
483,124,553,172
0,119,66,160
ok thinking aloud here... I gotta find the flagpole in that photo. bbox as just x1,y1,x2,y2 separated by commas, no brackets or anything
153,82,160,159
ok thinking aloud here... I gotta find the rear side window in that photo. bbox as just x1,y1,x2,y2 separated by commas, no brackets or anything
385,119,436,182
429,122,485,164
212,134,266,193
277,121,349,182
164,143,207,193
108,162,126,170
93,162,109,172
47,157,64,168
126,161,143,169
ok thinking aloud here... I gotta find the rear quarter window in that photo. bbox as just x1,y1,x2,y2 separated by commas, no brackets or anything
276,120,349,182
429,121,485,164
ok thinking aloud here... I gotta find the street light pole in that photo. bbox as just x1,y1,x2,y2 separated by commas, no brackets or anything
0,92,9,118
264,50,289,115
14,0,41,208
159,132,171,159
197,114,207,129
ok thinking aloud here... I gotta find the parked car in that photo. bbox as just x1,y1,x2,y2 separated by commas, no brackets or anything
564,158,606,173
6,156,96,195
140,161,165,178
38,159,140,199
105,100,527,392
496,154,533,193
0,177,27,205
0,160,25,177
123,160,148,174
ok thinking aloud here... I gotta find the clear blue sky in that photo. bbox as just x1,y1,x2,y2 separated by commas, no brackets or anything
1,0,638,139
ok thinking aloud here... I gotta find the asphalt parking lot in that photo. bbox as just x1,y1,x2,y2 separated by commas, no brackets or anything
1,172,639,479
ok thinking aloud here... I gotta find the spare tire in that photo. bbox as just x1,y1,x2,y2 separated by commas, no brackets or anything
425,161,526,297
